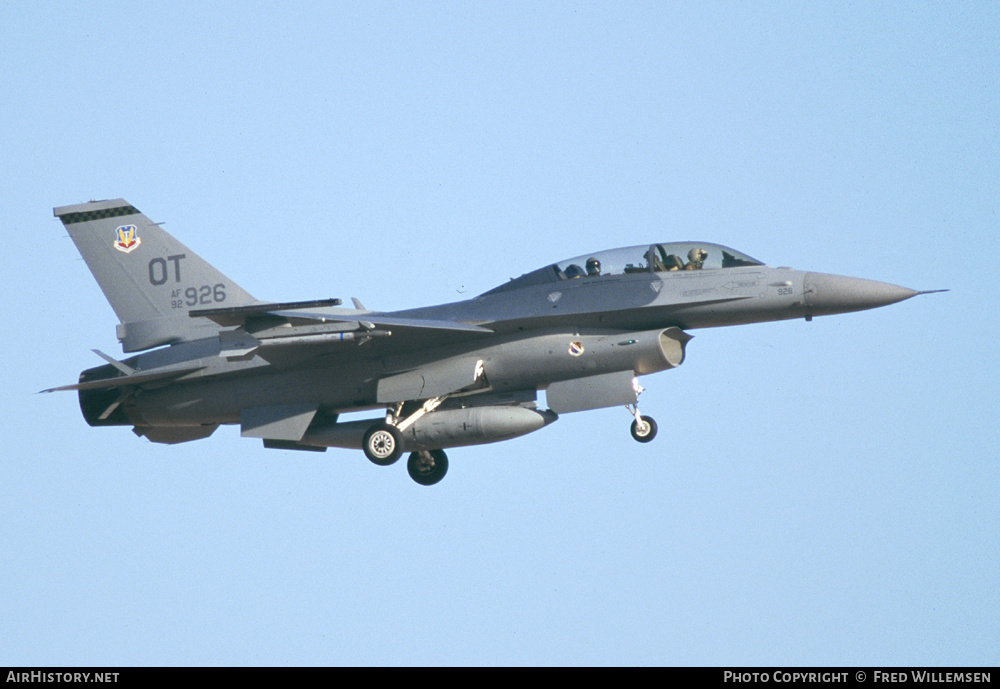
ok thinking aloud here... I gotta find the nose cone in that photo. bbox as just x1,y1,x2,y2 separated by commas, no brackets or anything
804,272,919,316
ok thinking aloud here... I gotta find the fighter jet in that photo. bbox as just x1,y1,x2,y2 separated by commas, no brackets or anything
46,199,940,485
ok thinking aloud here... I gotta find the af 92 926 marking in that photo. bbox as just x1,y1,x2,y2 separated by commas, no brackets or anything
146,253,229,307
171,284,227,309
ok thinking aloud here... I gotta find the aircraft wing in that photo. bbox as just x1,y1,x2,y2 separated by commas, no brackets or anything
191,299,496,364
188,299,344,327
193,302,495,365
267,311,494,333
191,301,493,333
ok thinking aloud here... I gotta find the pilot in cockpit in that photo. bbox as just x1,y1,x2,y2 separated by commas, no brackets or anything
685,247,708,270
586,257,601,277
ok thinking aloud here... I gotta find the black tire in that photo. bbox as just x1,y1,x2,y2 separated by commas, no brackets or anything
362,422,403,466
630,416,658,443
407,449,449,486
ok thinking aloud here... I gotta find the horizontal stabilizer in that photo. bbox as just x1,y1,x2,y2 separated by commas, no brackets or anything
42,363,206,393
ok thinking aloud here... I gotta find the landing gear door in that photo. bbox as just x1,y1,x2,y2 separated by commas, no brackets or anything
546,370,638,414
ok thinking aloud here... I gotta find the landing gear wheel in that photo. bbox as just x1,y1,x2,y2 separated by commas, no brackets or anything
407,449,449,486
363,422,403,466
630,416,658,443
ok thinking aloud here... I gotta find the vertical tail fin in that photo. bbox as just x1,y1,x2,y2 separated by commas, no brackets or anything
54,199,258,351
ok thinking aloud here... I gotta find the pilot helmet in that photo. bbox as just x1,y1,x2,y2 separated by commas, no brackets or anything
585,257,601,275
688,248,707,263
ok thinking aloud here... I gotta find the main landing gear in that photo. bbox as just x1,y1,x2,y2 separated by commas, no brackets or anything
362,401,450,486
362,396,446,468
407,450,449,486
362,422,403,466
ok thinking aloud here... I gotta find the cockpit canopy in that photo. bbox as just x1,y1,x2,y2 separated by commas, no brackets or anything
482,242,765,295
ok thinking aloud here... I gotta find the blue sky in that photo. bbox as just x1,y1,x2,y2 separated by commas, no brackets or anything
2,2,997,665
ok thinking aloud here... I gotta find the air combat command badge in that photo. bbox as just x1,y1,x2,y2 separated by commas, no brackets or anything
113,225,141,253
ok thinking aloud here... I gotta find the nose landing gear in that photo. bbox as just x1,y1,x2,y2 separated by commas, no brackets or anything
629,413,658,442
626,377,657,443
